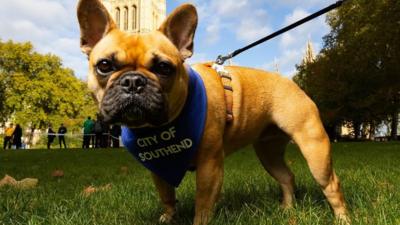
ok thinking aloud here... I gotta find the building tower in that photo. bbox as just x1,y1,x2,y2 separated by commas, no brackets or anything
102,0,166,34
302,40,315,65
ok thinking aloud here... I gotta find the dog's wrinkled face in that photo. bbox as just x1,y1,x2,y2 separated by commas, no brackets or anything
77,0,198,127
89,31,187,127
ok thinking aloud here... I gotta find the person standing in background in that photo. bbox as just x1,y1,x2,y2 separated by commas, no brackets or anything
47,125,56,149
93,117,103,148
101,123,110,148
12,124,22,149
82,117,94,149
58,123,67,149
3,123,14,149
110,125,121,148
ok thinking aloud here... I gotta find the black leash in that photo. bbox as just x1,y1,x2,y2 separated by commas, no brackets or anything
215,0,347,65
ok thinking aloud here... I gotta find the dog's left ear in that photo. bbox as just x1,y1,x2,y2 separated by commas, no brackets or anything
158,4,198,60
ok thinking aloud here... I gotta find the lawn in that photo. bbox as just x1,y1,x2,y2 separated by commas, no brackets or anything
0,142,399,225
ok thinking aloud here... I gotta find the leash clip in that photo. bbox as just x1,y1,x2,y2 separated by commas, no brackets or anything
215,52,233,65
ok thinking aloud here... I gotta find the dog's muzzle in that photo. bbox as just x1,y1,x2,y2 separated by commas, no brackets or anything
100,72,168,126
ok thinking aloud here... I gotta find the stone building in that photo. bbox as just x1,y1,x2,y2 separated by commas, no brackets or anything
102,0,166,34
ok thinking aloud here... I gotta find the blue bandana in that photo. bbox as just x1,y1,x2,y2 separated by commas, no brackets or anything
121,66,207,187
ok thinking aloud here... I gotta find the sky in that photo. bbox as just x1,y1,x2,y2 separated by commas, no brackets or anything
0,0,335,80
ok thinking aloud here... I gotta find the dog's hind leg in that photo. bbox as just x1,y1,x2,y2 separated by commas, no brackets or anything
253,126,295,208
290,114,349,222
269,89,349,222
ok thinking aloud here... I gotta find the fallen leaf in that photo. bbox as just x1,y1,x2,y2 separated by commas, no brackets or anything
0,175,38,189
0,174,17,187
51,170,64,178
120,166,129,174
82,183,112,197
15,178,39,189
82,186,97,197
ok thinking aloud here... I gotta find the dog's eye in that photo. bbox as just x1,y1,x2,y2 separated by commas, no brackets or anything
153,61,175,76
96,59,114,76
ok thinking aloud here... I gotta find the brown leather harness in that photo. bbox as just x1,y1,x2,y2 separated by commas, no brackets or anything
208,63,234,123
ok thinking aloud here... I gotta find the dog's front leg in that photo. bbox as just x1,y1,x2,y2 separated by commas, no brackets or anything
151,173,176,223
193,147,224,225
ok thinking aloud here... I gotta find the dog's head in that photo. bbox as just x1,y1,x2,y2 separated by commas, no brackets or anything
77,0,198,127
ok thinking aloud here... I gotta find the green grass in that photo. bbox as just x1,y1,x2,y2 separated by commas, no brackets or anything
1,142,399,225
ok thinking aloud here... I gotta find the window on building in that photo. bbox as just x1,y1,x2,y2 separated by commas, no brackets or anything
124,7,128,31
132,5,137,30
115,8,120,29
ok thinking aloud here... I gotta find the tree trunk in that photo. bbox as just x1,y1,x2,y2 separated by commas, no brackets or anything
354,121,361,140
325,124,337,142
369,122,376,140
390,111,398,141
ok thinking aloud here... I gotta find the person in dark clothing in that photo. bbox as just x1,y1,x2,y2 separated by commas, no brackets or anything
101,123,110,148
110,125,121,148
58,123,67,149
12,124,22,149
94,119,103,148
47,125,56,149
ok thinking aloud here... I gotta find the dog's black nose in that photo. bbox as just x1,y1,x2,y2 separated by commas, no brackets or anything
120,74,147,93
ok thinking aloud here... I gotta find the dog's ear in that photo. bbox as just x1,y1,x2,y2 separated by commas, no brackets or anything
77,0,116,55
158,4,198,60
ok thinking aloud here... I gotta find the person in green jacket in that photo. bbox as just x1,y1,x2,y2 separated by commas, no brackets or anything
82,116,94,149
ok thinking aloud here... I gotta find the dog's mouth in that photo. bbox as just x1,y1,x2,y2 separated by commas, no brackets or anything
100,76,168,127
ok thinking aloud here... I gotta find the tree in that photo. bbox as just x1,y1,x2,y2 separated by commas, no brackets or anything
293,0,400,140
0,73,7,122
0,40,97,129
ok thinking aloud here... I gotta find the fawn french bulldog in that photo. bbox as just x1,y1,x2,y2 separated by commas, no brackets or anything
77,0,348,224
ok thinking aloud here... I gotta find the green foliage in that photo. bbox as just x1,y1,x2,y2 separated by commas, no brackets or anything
293,0,400,137
0,40,97,129
1,143,400,224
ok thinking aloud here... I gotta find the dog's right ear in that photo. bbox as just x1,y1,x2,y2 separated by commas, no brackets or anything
77,0,116,55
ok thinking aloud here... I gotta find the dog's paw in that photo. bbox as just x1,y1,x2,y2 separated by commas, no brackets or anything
335,213,351,225
280,204,293,211
280,199,295,210
159,213,174,224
